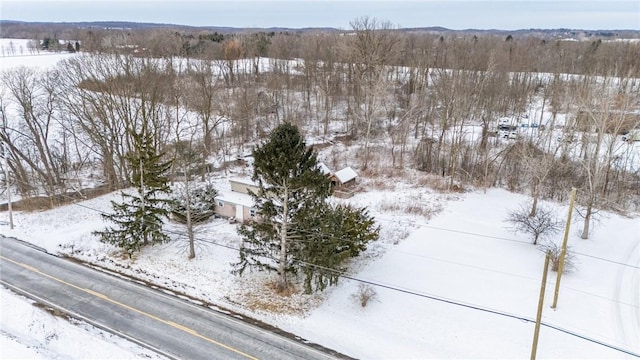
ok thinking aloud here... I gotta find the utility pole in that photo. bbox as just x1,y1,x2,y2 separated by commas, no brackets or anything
185,169,195,259
1,102,13,230
140,155,145,244
551,187,577,309
531,251,551,360
3,143,13,230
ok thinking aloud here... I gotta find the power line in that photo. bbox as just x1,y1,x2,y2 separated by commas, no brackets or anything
572,251,640,270
8,175,638,270
375,215,640,269
15,189,640,308
9,190,640,356
12,186,640,307
375,215,533,245
193,224,640,310
191,234,640,358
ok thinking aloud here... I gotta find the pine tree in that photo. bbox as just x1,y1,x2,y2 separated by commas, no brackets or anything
235,123,379,293
235,123,331,292
295,204,379,293
94,129,173,257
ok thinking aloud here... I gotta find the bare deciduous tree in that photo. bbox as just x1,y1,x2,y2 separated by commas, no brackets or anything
505,203,563,245
345,17,398,169
1,67,66,197
58,53,173,190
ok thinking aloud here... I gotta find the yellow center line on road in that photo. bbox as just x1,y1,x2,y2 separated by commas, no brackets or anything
0,254,259,360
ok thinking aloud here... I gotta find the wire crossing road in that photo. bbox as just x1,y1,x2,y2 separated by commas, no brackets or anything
0,236,340,360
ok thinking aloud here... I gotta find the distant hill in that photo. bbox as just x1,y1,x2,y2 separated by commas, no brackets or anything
0,20,340,35
1,20,638,39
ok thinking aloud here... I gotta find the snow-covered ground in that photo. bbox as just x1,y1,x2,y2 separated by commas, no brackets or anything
1,38,639,359
0,39,76,68
1,175,638,359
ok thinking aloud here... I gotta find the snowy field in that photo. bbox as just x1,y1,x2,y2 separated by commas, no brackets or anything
0,38,76,68
0,38,639,359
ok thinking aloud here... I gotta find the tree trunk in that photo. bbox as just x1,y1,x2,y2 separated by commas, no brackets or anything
580,202,592,239
529,181,539,217
277,186,289,292
185,172,195,259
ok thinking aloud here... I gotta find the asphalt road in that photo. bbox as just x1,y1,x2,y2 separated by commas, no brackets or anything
0,235,341,360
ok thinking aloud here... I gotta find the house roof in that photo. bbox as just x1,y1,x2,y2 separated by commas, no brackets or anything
317,162,331,175
215,191,254,208
229,177,259,187
333,166,358,183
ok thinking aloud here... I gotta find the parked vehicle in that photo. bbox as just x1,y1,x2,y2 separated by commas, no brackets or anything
499,130,518,139
622,132,640,142
498,124,518,131
557,134,575,143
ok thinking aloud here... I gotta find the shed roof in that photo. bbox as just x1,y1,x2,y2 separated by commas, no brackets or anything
317,162,331,175
333,166,358,184
229,177,259,187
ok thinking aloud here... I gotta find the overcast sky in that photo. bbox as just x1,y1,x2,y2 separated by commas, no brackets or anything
2,0,639,30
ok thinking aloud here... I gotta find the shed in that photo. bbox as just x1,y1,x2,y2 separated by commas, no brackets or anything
331,166,358,188
317,162,331,176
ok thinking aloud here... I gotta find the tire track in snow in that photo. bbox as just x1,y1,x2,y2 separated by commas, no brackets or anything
613,238,640,351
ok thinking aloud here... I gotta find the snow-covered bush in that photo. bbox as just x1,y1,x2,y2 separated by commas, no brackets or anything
170,182,218,223
352,283,378,308
542,242,577,274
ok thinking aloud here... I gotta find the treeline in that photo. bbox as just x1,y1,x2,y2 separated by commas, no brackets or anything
52,23,640,77
4,20,638,76
1,18,639,239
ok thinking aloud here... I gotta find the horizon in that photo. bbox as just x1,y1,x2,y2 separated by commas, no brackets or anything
2,19,639,32
1,1,639,31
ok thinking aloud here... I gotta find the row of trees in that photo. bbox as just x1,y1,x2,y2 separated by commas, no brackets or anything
9,21,635,77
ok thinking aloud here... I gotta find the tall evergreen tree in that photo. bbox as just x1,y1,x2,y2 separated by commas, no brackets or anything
294,203,379,293
235,123,331,292
235,123,380,293
94,129,173,257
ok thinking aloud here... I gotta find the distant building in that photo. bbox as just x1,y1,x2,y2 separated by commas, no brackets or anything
329,166,358,198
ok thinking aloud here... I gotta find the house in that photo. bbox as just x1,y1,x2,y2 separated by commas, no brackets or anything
229,178,260,195
213,164,360,221
214,178,258,222
214,190,255,222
